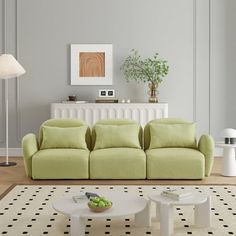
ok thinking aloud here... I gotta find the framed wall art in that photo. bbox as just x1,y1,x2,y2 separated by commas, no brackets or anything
71,44,113,85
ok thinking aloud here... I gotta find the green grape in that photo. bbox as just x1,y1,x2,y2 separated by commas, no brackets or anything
98,201,106,207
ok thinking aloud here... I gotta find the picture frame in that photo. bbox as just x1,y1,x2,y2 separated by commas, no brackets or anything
98,89,115,98
107,89,115,97
99,89,107,97
71,44,113,85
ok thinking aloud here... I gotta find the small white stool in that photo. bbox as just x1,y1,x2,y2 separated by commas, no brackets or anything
149,193,211,236
216,142,236,176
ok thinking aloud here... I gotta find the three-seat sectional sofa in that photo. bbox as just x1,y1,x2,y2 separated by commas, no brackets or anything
22,118,214,180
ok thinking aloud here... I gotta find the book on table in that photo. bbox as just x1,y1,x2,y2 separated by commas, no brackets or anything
72,194,87,203
161,189,193,200
62,101,88,104
95,98,119,103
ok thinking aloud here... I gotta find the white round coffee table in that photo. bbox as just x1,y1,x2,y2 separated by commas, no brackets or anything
216,142,236,176
53,191,151,236
149,193,211,236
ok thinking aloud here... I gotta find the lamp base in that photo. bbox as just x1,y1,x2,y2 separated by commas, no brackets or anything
0,162,17,167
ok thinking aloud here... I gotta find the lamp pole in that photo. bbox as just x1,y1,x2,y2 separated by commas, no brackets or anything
6,79,9,164
0,79,16,166
0,54,25,167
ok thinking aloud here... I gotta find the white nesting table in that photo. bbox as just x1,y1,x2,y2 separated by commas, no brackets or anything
52,192,151,236
149,193,211,236
216,142,236,176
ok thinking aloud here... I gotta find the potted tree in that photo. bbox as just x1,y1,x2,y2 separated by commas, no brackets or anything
121,49,169,103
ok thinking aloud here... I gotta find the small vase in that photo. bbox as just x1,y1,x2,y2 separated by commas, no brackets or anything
148,82,158,103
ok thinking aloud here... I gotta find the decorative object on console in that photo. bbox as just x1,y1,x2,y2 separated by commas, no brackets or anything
120,98,131,103
95,97,119,103
68,95,77,101
62,94,88,104
220,128,236,144
0,54,25,167
62,100,88,104
98,89,115,98
121,49,169,103
99,89,107,97
71,44,112,85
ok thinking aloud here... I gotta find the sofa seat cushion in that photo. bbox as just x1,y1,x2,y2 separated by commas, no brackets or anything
32,149,89,179
146,148,205,179
90,148,146,179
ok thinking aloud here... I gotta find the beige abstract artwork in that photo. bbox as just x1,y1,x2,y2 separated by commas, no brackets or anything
79,52,105,77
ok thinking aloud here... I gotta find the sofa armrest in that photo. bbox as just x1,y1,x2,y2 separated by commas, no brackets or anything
198,134,214,177
22,133,39,177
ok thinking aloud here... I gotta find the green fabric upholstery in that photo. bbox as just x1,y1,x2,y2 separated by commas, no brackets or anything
198,134,214,176
145,118,214,178
90,148,146,179
32,149,89,179
41,126,88,150
22,119,90,179
144,118,188,150
22,118,214,180
149,123,197,149
146,148,205,179
91,119,143,149
94,124,141,150
22,133,39,177
39,119,91,150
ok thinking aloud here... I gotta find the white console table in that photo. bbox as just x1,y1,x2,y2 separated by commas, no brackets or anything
51,103,168,126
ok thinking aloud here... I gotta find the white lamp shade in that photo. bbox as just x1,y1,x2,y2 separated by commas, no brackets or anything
220,128,236,138
0,54,26,79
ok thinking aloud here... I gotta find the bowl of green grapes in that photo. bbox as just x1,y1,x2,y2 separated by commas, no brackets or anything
88,196,112,212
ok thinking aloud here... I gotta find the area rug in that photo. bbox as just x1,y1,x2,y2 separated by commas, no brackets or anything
0,185,236,235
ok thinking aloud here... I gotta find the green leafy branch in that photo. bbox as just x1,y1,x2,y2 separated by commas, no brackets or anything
120,49,169,84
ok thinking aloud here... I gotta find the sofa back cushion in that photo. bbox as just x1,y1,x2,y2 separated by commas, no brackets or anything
40,126,88,150
149,123,197,149
39,119,91,149
94,124,141,150
92,119,143,150
144,118,195,150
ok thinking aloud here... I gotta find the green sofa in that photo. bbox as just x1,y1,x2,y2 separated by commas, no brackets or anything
22,119,91,179
145,118,214,179
22,118,214,180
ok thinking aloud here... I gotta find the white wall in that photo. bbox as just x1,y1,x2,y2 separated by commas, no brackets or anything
0,0,235,154
210,0,236,141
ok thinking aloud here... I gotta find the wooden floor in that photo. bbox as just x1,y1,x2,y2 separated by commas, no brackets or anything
0,156,235,196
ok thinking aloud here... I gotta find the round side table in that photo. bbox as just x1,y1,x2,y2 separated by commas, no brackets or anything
149,193,211,236
216,142,236,176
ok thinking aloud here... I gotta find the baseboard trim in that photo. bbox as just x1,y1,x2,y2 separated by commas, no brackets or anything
214,147,222,157
0,148,22,157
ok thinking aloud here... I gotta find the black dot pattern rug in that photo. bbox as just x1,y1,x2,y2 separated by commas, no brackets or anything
0,185,236,235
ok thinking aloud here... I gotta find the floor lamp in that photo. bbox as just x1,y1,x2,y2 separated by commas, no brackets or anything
0,54,26,167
